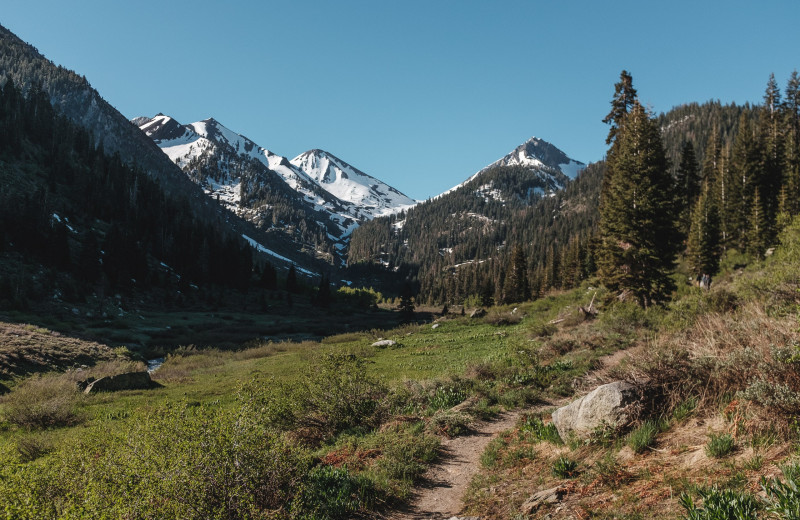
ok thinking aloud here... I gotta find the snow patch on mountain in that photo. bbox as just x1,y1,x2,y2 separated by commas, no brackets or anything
437,136,585,198
291,149,417,219
136,115,416,242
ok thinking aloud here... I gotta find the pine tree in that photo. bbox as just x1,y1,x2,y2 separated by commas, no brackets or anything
686,181,721,277
399,284,415,322
502,245,529,304
598,96,680,307
759,73,785,234
675,141,701,237
602,70,638,145
729,113,761,250
783,71,800,216
747,188,769,258
286,265,298,293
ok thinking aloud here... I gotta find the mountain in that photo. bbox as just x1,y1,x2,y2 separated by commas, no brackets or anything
135,115,416,261
0,23,329,276
438,136,585,198
348,137,594,304
291,149,417,219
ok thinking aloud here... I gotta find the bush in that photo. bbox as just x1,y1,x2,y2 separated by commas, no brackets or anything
1,374,82,429
705,433,736,458
428,384,468,411
300,465,377,519
428,409,472,437
0,402,312,519
552,456,578,478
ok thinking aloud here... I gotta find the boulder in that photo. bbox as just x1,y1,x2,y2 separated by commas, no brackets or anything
551,381,640,442
79,371,153,394
431,323,440,329
469,308,487,318
371,339,397,348
520,486,567,515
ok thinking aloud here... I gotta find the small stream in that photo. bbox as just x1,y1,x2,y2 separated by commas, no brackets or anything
146,357,165,373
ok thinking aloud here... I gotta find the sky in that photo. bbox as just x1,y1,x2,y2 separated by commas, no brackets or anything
3,1,800,199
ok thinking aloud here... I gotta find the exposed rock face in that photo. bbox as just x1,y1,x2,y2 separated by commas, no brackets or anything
78,371,153,394
551,381,640,441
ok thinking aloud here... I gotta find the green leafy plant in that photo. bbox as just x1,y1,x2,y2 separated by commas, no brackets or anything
520,415,563,444
680,487,760,519
552,456,578,478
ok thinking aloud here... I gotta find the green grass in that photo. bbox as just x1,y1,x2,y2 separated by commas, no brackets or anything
0,286,628,518
705,433,736,458
628,419,663,454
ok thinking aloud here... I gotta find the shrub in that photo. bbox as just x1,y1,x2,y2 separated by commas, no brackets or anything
1,374,82,429
705,433,736,458
552,456,578,478
680,488,760,519
428,409,472,437
428,384,468,411
0,403,312,519
14,435,51,462
300,465,377,519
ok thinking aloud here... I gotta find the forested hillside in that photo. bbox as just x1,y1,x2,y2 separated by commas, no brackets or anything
0,80,258,310
348,71,800,307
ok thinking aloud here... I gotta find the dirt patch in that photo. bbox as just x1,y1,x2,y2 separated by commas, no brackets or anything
389,402,559,520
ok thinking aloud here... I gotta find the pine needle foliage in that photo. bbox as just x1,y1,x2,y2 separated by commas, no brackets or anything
598,95,680,307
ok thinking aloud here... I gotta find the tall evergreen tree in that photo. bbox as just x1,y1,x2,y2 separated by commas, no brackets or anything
783,71,800,216
747,187,769,258
602,70,638,145
502,245,529,304
598,96,679,307
675,141,701,236
759,73,785,234
686,181,721,277
729,113,761,250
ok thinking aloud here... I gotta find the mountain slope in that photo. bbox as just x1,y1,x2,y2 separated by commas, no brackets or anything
290,149,417,219
348,137,595,304
439,136,585,198
0,23,327,275
135,115,417,263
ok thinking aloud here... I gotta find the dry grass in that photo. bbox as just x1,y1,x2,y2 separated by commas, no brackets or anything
1,373,84,429
0,321,114,378
627,302,799,430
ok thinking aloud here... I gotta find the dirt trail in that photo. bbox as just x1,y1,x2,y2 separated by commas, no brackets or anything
389,403,554,520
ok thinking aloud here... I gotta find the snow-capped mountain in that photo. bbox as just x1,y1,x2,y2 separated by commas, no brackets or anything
439,136,585,198
291,149,416,219
135,115,415,260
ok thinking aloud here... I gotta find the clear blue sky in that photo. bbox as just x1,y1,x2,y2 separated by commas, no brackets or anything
3,0,799,199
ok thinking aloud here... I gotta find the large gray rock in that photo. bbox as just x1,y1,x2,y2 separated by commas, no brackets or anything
79,371,153,394
551,381,639,442
371,339,397,348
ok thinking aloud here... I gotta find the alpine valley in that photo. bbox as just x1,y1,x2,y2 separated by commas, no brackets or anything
5,13,800,520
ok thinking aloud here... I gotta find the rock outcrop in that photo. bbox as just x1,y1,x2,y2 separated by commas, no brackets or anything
551,381,640,441
78,371,153,394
